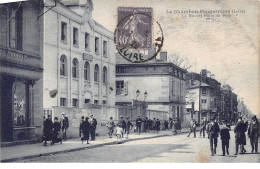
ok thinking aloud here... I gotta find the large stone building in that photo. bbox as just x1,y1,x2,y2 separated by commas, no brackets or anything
116,52,187,124
186,69,221,124
0,1,43,143
42,0,116,137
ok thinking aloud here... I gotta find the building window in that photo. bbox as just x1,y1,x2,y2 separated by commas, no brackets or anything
202,99,207,104
103,66,107,84
60,55,67,76
202,88,206,94
61,22,67,42
85,99,90,104
95,37,99,53
84,61,90,80
103,40,107,57
72,58,78,78
60,98,66,106
103,100,106,105
73,27,78,46
94,64,99,82
116,81,124,95
72,98,78,108
94,100,99,105
9,3,23,50
13,81,27,126
85,32,90,50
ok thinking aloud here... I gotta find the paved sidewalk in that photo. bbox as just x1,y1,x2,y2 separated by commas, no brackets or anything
1,130,187,162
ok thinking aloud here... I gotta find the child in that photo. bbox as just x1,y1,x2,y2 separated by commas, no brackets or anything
115,123,123,141
220,120,231,156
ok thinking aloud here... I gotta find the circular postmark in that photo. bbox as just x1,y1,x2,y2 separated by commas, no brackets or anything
114,8,164,63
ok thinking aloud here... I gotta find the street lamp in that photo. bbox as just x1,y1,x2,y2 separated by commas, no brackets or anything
136,89,140,100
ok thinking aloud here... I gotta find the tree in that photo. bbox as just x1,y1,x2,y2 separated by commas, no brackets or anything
168,53,192,71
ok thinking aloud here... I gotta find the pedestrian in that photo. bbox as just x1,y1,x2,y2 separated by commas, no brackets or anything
115,123,123,141
187,119,196,138
81,117,90,144
156,119,161,133
61,112,69,141
169,118,173,130
234,116,247,155
148,118,153,132
200,118,207,138
51,117,62,145
89,115,97,141
106,117,115,138
144,117,149,132
248,115,259,153
207,118,220,156
79,116,84,137
220,120,230,156
153,118,157,132
119,116,126,137
164,120,169,131
125,116,133,139
136,115,143,135
43,115,53,146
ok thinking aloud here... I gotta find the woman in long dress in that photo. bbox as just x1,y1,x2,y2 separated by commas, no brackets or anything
81,117,90,144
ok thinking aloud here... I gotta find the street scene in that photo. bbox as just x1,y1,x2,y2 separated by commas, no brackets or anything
0,0,259,163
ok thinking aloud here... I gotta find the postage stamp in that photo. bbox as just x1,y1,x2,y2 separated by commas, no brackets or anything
115,7,164,63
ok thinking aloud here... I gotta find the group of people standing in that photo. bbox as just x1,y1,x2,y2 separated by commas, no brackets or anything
43,112,69,146
187,115,259,156
79,115,97,144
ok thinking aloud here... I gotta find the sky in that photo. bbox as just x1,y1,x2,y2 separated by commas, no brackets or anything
92,0,259,116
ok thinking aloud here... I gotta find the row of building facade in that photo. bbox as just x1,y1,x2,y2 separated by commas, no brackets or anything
0,0,254,143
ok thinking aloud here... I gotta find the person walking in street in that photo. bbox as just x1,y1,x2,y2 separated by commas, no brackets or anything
51,117,62,145
89,115,97,141
79,116,84,137
164,120,169,131
148,118,153,132
119,116,126,137
43,115,53,146
200,118,207,138
234,116,247,155
106,117,115,138
207,118,220,156
153,118,157,132
136,116,143,135
169,118,173,130
81,117,90,144
248,115,259,153
220,120,230,156
156,119,161,133
144,117,149,132
115,123,123,141
125,116,133,139
61,112,69,141
187,119,197,138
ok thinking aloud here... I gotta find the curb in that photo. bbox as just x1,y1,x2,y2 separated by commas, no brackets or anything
1,134,171,163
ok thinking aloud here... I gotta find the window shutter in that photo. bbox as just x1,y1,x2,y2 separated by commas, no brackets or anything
124,81,128,95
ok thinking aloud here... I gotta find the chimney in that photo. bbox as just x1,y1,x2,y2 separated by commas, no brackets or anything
211,74,215,79
160,51,167,61
207,71,211,78
148,47,156,61
201,69,207,82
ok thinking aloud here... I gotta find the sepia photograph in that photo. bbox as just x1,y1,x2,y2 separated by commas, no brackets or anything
0,0,259,163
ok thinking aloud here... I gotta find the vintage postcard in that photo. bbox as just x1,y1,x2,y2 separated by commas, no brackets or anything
0,0,259,163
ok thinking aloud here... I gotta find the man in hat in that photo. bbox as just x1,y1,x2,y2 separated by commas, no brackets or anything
234,116,247,155
200,118,207,138
61,112,69,141
43,115,53,146
144,117,149,132
248,115,259,153
220,120,231,156
119,116,127,137
52,117,62,145
125,116,133,138
207,118,220,156
89,115,97,141
187,119,197,138
136,115,143,135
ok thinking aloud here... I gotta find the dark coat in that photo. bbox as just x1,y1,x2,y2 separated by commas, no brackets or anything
156,120,161,130
53,122,61,134
43,119,53,141
126,120,133,131
119,119,127,129
207,122,220,139
136,118,142,127
248,121,259,141
220,126,230,140
90,118,97,130
234,121,247,145
81,120,90,141
61,117,69,131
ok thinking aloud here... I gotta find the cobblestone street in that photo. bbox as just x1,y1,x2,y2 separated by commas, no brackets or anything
13,131,260,163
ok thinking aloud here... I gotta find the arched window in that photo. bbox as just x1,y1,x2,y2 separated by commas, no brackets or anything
94,64,99,82
103,66,107,84
84,61,90,80
72,58,78,78
60,55,67,76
